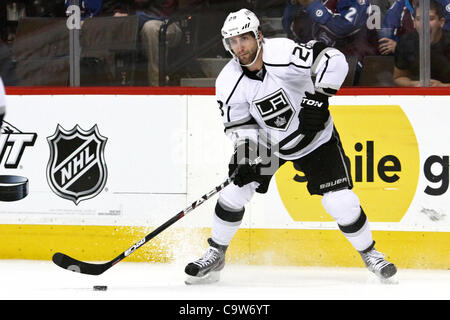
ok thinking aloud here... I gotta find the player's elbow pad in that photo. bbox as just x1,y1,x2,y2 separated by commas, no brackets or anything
314,50,348,95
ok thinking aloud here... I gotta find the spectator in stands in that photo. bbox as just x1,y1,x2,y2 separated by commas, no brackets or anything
100,0,130,15
0,0,65,45
65,0,104,19
113,0,182,86
4,1,26,44
28,1,66,17
393,0,450,86
380,0,450,55
2,1,66,44
370,0,395,23
282,1,313,41
1,1,66,43
379,0,417,55
283,0,379,83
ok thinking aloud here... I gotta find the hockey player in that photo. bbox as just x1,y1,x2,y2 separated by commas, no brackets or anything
0,77,5,128
184,8,397,284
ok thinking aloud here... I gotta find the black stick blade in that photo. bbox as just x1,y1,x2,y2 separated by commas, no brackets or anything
52,252,109,276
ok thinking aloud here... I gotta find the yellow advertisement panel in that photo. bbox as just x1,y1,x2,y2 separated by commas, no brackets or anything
276,105,420,222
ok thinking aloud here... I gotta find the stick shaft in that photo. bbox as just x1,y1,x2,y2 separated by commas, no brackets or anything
53,176,234,275
118,176,233,261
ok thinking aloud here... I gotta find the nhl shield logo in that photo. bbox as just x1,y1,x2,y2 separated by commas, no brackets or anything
47,125,108,205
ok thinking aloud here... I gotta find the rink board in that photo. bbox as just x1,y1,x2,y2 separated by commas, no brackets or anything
0,225,447,269
0,88,449,269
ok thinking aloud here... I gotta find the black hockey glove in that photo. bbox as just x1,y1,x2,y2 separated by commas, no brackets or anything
228,138,262,188
298,91,330,135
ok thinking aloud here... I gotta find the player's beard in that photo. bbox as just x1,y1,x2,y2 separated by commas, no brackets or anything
238,48,258,66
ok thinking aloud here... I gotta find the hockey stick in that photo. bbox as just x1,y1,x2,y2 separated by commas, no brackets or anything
52,157,261,276
52,175,235,275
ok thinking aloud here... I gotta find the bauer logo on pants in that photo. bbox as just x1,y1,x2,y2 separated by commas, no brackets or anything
47,124,108,205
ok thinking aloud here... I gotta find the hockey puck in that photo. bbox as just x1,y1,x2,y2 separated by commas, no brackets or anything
93,285,107,291
0,175,29,201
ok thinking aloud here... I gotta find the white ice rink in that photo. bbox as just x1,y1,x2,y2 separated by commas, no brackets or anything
0,259,448,300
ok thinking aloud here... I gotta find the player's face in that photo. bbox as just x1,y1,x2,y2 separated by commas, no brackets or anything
226,32,259,65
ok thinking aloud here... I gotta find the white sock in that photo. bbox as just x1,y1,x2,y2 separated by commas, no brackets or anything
211,212,242,246
322,189,374,251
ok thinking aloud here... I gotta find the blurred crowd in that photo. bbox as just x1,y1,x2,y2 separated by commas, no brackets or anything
0,0,448,86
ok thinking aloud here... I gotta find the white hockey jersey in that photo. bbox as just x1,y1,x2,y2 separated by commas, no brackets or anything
215,38,348,160
0,77,5,117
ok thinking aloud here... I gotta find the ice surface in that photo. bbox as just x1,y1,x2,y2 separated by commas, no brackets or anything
0,260,448,300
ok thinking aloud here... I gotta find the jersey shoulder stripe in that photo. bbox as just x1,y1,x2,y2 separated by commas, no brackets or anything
224,116,258,134
262,38,310,68
226,73,245,104
216,59,245,104
264,61,311,69
263,38,316,72
215,60,255,131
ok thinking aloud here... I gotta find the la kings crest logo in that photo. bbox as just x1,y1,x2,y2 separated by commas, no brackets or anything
253,89,295,131
47,125,107,205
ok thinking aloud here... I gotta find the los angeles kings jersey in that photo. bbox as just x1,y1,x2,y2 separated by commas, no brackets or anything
215,37,348,160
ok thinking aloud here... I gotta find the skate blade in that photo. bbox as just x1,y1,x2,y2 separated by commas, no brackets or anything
185,271,220,285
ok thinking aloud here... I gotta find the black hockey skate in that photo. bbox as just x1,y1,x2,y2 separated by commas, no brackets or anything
359,243,397,281
184,238,227,285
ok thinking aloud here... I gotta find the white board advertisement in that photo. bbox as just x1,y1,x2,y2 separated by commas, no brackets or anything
1,94,449,233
